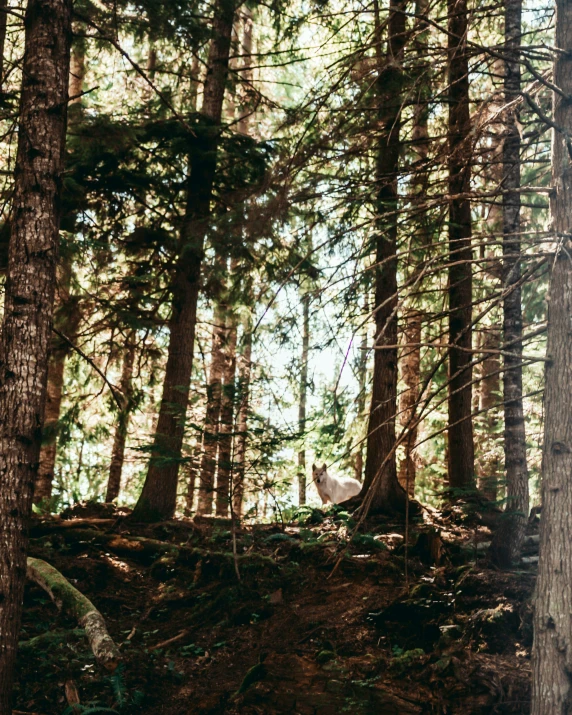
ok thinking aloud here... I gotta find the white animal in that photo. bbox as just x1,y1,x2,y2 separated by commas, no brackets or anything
312,463,362,505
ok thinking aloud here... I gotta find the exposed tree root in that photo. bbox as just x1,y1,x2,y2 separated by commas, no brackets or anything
26,557,121,671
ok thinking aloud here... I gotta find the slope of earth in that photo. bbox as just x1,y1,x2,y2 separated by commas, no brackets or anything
14,503,536,714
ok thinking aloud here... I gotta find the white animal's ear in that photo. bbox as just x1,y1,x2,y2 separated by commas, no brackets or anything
312,463,316,472
322,463,327,471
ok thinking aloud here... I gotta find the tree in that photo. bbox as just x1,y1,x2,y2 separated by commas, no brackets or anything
361,0,409,513
398,310,422,496
105,332,136,502
197,303,226,514
233,314,252,518
34,40,85,505
297,290,310,505
446,0,475,491
0,0,72,707
489,0,529,567
215,309,237,516
531,0,572,707
132,0,236,520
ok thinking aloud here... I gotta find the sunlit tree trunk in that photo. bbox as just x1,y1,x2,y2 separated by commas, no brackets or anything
215,313,237,516
197,303,226,514
184,449,198,515
531,0,572,702
477,329,501,501
446,0,474,491
398,310,422,497
132,0,236,520
395,0,430,499
354,309,369,482
34,41,85,505
233,315,252,518
105,333,136,502
362,0,408,513
0,0,71,707
490,0,529,567
297,291,310,505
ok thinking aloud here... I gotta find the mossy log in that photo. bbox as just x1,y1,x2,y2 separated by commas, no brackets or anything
26,557,121,671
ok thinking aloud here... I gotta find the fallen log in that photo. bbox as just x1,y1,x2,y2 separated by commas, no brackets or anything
26,557,121,671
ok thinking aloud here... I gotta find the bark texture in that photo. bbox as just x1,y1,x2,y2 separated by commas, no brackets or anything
362,0,408,513
531,0,572,708
297,292,310,505
0,0,72,709
489,0,529,567
105,334,136,502
27,558,120,671
447,0,475,490
132,0,235,521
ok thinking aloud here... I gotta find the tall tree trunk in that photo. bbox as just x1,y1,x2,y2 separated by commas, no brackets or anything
33,41,85,506
132,0,235,521
531,0,572,702
362,0,408,513
489,0,529,567
215,312,237,516
197,303,226,514
446,0,474,490
105,333,136,502
0,0,71,708
297,292,310,505
398,310,422,497
395,0,430,499
477,329,501,501
232,315,252,518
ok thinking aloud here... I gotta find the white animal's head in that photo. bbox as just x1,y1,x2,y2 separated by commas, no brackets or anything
312,463,328,484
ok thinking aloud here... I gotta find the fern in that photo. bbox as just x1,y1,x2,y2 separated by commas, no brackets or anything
110,665,128,707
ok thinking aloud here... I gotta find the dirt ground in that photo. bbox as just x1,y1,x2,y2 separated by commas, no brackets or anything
15,503,537,714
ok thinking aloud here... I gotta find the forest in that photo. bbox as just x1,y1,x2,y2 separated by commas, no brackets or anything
0,0,570,711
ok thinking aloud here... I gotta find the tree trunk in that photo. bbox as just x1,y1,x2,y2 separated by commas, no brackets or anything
398,310,422,497
489,0,529,567
0,0,71,709
184,457,197,515
362,0,408,514
446,0,475,491
197,303,227,514
297,292,310,505
215,313,237,516
394,0,430,499
105,334,136,502
132,0,235,521
354,312,368,482
233,315,252,518
477,329,501,501
531,0,572,703
34,41,85,506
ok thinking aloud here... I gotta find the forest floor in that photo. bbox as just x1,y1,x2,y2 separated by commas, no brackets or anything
15,501,538,715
